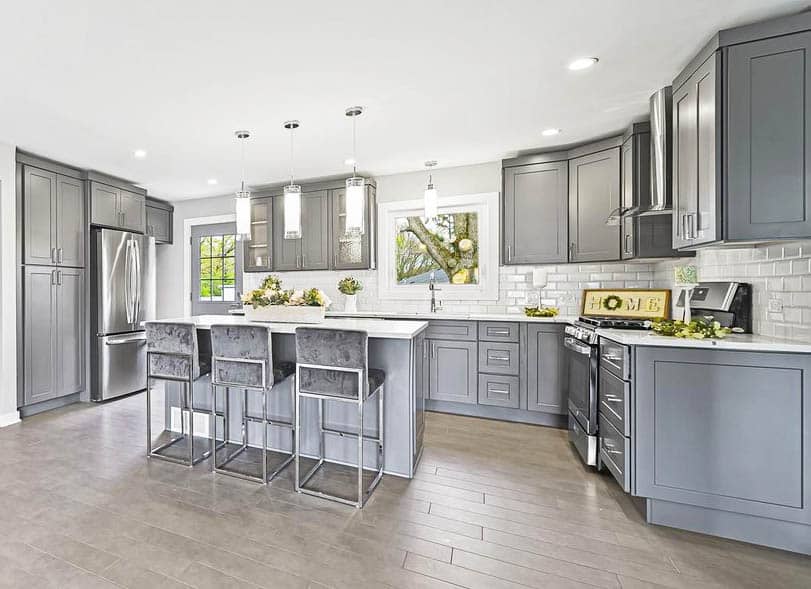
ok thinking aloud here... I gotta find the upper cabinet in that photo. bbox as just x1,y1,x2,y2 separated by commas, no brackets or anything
145,197,174,244
673,12,811,248
89,173,146,234
21,161,86,268
502,159,568,265
568,144,621,263
246,179,376,272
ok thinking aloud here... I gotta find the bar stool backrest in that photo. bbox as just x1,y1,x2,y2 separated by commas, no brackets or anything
295,327,369,399
210,324,274,389
145,322,200,380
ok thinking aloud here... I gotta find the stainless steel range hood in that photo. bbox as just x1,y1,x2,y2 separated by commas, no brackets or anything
648,86,672,211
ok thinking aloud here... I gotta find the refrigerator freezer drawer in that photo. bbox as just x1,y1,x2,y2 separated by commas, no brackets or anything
93,333,147,401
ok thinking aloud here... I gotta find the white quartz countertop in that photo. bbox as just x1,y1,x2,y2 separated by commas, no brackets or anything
597,328,811,354
149,315,428,340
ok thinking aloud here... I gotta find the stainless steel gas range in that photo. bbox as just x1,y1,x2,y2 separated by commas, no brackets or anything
564,316,648,466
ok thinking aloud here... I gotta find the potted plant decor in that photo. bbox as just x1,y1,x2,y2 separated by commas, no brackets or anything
241,275,331,323
337,276,363,313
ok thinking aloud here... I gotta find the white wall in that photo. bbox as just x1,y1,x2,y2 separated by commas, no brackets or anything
0,142,20,426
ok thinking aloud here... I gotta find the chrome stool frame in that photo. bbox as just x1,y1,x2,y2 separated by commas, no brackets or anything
293,329,385,508
209,326,295,485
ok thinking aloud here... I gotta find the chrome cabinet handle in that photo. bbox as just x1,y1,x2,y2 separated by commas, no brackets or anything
489,328,510,336
488,353,511,362
506,245,512,262
488,386,510,395
57,248,63,263
569,242,576,259
603,354,622,362
603,395,623,403
624,233,632,254
57,270,62,285
50,269,56,285
51,247,57,263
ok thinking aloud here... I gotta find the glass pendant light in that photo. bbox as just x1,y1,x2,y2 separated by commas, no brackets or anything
234,130,251,239
424,160,438,219
344,106,365,236
283,120,302,239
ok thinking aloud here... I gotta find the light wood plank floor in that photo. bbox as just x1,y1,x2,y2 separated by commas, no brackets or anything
0,394,809,588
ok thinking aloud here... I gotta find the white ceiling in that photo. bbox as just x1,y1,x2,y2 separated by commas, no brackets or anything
0,0,804,201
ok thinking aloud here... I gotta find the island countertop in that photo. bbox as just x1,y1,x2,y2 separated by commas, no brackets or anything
149,315,428,339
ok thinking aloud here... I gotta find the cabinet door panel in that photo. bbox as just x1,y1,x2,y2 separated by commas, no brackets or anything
120,190,146,233
271,196,300,271
301,191,330,270
695,54,719,245
57,269,85,397
503,161,568,264
332,187,371,269
478,341,520,376
568,148,620,262
24,267,57,404
672,81,697,249
23,166,57,265
478,374,520,408
727,32,811,240
429,340,477,404
56,175,85,267
90,183,120,228
243,199,272,271
526,324,567,414
146,206,172,244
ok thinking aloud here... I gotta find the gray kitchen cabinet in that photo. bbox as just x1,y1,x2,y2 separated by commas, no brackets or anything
478,341,520,376
672,53,720,249
119,190,146,233
244,198,272,271
301,191,330,270
22,266,85,405
145,198,173,244
22,166,57,266
620,136,636,260
725,31,811,241
568,147,621,262
502,160,568,264
478,374,520,409
90,182,121,228
22,165,85,267
331,186,375,270
429,339,477,404
525,324,567,414
271,196,299,271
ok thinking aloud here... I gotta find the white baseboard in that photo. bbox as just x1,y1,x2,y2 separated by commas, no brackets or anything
0,411,21,428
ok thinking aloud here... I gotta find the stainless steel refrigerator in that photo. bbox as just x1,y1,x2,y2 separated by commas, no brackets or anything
90,228,156,401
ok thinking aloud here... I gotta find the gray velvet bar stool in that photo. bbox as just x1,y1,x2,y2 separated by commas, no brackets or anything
209,324,296,484
294,327,385,508
145,321,220,466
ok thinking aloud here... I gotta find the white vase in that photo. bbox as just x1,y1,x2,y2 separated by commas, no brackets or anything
344,294,358,313
244,305,326,324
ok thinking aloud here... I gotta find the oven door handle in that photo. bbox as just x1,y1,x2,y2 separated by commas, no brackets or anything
564,337,593,356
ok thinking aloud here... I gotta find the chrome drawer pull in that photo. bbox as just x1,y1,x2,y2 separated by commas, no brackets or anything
603,395,623,403
488,354,511,362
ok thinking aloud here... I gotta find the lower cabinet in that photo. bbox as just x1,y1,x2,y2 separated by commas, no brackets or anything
428,339,478,404
525,324,567,414
478,374,520,408
23,266,85,406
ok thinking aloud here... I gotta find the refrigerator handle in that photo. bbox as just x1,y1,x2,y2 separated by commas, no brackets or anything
123,240,132,324
133,239,141,323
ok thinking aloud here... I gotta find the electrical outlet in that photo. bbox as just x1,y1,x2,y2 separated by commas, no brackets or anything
768,298,783,313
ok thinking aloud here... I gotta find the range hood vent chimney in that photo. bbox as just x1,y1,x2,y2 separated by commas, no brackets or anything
649,86,672,211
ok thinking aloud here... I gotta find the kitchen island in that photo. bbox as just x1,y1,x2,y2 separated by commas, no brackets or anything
151,315,429,478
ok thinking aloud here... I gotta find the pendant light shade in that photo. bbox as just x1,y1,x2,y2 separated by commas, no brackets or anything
344,106,366,236
283,120,302,239
234,130,251,239
423,160,438,219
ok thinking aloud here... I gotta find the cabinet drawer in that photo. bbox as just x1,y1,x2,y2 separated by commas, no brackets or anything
477,374,520,409
478,321,519,343
478,341,520,376
600,337,631,380
599,413,631,493
599,367,630,436
426,320,477,341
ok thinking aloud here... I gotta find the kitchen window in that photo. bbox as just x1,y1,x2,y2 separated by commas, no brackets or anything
378,192,499,300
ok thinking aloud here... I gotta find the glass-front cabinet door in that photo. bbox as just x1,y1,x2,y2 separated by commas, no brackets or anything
331,186,373,270
243,198,272,272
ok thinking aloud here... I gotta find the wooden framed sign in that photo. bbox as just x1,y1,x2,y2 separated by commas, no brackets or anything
581,289,671,320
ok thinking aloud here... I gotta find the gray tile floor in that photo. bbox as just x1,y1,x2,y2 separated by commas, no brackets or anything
1,394,810,588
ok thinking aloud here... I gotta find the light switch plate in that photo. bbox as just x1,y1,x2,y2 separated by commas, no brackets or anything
767,298,783,313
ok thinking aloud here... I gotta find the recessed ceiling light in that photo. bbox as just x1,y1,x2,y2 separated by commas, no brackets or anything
568,57,599,71
344,157,357,166
133,149,147,159
542,128,561,137
207,178,218,185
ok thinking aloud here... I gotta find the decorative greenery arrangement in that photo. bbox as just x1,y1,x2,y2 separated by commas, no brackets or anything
337,276,363,295
524,306,559,318
651,317,743,339
241,275,331,309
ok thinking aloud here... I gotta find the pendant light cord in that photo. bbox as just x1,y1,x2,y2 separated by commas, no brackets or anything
289,125,295,187
352,113,358,176
240,136,246,192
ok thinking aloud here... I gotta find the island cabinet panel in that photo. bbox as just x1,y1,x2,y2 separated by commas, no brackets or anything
725,31,811,241
635,347,811,522
503,160,568,264
525,324,567,414
428,339,477,404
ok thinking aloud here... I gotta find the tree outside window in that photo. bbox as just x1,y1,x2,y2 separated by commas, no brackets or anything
199,234,237,301
395,213,479,285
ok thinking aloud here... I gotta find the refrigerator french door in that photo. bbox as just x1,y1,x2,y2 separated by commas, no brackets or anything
91,228,156,401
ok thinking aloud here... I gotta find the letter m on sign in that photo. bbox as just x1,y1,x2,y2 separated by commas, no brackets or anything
626,297,640,311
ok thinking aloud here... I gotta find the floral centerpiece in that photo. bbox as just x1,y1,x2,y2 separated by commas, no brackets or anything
241,275,331,323
651,316,743,339
337,276,363,312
